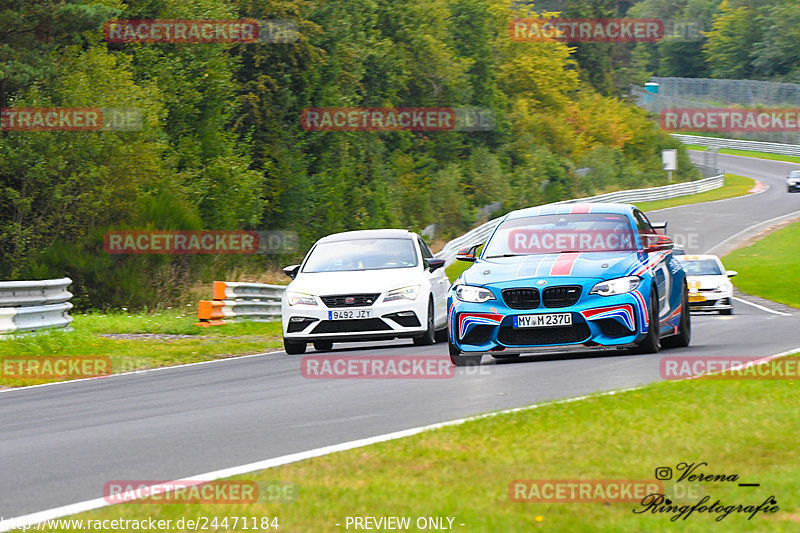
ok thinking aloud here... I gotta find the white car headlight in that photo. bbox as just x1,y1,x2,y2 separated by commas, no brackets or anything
589,276,641,296
717,283,733,293
454,285,495,303
286,291,317,306
384,285,420,302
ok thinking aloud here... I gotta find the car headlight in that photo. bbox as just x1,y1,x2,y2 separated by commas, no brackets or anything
717,283,733,293
454,285,495,303
384,285,420,302
286,291,317,306
589,276,641,296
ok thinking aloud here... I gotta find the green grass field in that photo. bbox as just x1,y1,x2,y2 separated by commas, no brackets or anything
723,221,800,309
635,174,755,212
0,312,282,387
41,362,800,532
685,145,800,165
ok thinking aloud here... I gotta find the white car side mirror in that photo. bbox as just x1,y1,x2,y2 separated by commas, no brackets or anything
726,270,738,278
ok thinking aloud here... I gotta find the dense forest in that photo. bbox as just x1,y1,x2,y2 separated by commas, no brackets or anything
551,0,800,94
4,0,778,309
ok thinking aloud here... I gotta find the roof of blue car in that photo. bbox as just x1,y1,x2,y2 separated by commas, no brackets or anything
505,202,634,220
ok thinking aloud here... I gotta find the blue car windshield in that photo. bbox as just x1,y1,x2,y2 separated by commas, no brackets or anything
303,238,418,272
483,213,638,257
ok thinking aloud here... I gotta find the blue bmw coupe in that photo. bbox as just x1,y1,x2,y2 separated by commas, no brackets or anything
447,202,690,366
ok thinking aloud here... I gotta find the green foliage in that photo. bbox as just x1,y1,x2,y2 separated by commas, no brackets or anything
0,0,696,309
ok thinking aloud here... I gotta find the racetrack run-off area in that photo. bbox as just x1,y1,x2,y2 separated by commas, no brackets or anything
1,152,799,523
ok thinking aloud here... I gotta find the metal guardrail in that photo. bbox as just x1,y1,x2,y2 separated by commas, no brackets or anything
196,281,283,326
671,134,800,157
434,174,725,266
0,278,74,334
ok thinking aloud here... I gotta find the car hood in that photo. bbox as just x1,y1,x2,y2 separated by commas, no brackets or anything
289,268,422,296
686,275,730,290
460,252,642,286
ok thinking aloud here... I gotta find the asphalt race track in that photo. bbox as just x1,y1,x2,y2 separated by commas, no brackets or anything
2,153,799,519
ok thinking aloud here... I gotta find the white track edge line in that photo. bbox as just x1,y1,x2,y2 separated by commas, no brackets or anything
732,296,792,317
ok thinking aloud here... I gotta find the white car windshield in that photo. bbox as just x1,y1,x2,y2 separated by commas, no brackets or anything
679,259,723,275
789,171,800,178
483,213,638,257
303,238,418,272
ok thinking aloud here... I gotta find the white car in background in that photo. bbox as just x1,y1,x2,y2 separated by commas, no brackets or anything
675,255,738,315
281,229,450,354
787,170,800,193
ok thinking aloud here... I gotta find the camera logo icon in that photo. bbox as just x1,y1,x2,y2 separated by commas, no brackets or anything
655,467,673,480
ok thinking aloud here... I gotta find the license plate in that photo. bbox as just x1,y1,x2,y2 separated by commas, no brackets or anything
689,294,706,302
328,309,372,320
514,313,572,328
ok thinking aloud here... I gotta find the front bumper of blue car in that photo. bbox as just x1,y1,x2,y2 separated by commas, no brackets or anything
448,282,651,354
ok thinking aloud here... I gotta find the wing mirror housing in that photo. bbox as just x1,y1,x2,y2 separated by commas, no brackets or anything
643,233,674,252
425,258,446,272
283,264,300,279
456,244,480,262
726,270,738,278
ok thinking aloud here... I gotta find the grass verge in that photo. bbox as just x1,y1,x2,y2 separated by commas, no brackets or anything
0,311,282,387
635,174,755,212
685,145,800,165
41,361,800,531
723,221,800,309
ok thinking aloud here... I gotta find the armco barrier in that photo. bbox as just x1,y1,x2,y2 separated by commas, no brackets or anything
672,134,800,157
198,173,726,323
196,281,284,326
435,173,725,266
0,278,74,334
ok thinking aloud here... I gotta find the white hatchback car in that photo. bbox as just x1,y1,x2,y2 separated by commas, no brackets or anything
281,229,450,354
675,254,738,315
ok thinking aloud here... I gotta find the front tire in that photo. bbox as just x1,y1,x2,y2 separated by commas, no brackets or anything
662,283,691,348
630,290,660,354
413,299,436,346
284,338,306,355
